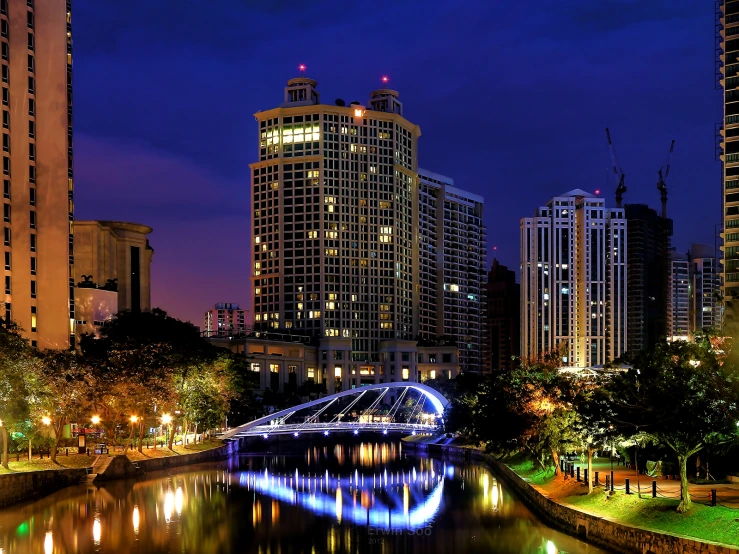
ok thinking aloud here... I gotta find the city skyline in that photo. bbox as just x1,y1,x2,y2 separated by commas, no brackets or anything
70,0,718,326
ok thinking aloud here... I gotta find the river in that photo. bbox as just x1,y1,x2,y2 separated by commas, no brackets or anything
0,441,608,553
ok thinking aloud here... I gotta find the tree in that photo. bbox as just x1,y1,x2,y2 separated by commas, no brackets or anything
36,351,95,462
0,323,36,468
605,341,739,512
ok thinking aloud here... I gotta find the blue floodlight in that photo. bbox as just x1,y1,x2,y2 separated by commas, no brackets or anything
263,434,269,439
383,429,388,435
294,432,299,437
353,429,359,435
324,430,329,436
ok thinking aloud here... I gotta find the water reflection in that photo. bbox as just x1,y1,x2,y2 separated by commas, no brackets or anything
0,442,608,553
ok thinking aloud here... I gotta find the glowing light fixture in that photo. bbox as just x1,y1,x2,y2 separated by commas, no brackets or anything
41,416,51,426
263,434,269,439
353,430,359,435
383,429,388,435
91,415,101,425
161,413,172,425
299,64,306,72
130,415,139,423
294,432,299,437
324,431,329,436
381,76,389,83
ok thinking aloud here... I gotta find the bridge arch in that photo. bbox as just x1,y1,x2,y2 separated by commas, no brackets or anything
223,381,449,440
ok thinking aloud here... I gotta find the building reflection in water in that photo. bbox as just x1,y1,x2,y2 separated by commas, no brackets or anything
0,443,604,554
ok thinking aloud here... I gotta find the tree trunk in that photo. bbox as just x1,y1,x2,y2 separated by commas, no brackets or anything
635,445,641,498
551,449,561,477
182,419,188,449
138,422,144,453
677,453,693,513
28,438,32,462
50,421,63,463
168,424,175,450
0,426,7,469
587,446,594,494
193,423,199,444
153,427,157,451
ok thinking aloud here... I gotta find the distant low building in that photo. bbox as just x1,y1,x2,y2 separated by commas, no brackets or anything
203,303,249,338
73,221,153,338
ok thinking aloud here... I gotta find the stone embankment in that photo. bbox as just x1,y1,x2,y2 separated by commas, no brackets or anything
0,441,238,508
406,442,739,554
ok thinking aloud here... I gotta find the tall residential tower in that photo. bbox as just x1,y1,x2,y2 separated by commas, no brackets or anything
2,0,74,348
418,170,486,373
521,189,627,368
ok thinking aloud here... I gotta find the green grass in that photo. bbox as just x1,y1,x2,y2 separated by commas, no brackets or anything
0,440,223,473
507,458,557,486
564,490,739,547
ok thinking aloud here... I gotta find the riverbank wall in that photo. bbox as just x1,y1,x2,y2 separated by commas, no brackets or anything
0,468,87,509
405,442,739,554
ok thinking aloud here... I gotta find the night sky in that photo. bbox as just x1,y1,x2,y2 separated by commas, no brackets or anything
72,0,720,327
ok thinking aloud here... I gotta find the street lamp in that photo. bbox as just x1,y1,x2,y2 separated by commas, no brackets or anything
42,416,51,426
129,416,139,449
91,415,101,426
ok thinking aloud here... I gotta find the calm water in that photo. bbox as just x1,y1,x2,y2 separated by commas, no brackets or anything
0,442,608,554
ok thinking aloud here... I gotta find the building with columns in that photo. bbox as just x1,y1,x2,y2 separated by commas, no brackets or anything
521,189,627,367
73,220,153,339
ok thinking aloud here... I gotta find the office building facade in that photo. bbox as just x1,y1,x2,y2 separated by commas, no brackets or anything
484,259,519,372
2,0,74,348
521,189,627,367
204,302,249,338
418,169,486,373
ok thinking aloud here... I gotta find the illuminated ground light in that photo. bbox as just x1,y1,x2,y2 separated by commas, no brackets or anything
412,431,416,435
324,431,329,436
353,429,359,435
263,434,269,439
294,432,299,437
383,429,388,435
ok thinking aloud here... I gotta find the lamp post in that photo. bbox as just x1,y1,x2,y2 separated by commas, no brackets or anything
129,415,139,450
161,414,172,449
91,415,102,454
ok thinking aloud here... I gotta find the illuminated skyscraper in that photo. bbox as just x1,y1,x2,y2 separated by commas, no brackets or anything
251,76,430,391
418,170,486,373
521,190,627,367
2,0,74,348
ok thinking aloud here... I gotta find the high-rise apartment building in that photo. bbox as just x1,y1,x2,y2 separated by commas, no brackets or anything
418,170,486,373
689,244,722,334
2,0,74,348
484,259,519,372
720,1,739,303
521,189,627,368
204,302,249,338
624,204,672,352
251,76,432,392
668,249,690,341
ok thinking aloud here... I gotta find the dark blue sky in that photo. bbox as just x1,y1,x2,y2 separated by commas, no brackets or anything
72,0,720,326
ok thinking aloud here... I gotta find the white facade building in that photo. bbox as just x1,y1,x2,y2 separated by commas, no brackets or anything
418,170,486,373
668,250,690,341
521,189,627,367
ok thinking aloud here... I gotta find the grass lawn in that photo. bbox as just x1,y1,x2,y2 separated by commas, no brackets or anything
507,458,557,486
0,440,224,473
563,490,739,547
126,440,223,461
0,454,94,474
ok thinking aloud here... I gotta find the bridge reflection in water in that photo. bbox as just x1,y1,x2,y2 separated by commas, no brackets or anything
239,465,445,531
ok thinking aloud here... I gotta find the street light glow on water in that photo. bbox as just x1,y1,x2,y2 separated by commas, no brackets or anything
0,443,608,553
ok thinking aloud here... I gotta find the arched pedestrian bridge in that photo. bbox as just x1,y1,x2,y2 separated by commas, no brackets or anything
223,382,449,440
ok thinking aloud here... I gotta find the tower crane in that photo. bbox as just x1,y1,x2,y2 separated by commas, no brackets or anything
606,128,627,207
656,140,675,218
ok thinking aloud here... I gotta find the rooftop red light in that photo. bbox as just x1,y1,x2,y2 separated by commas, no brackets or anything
381,76,389,83
298,64,306,71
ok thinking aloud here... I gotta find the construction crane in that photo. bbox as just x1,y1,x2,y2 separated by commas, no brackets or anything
656,140,675,218
606,128,627,207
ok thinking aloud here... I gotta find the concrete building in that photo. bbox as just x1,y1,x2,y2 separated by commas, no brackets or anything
521,189,627,368
689,244,722,334
73,220,152,338
203,302,249,338
2,0,74,348
484,259,520,372
624,204,672,352
245,76,463,393
668,249,690,341
418,169,486,373
720,1,739,303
